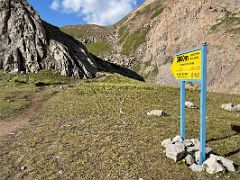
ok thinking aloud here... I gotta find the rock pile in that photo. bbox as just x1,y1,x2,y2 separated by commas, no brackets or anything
221,103,240,112
162,135,238,174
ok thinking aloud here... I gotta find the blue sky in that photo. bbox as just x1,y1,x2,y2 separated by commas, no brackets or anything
28,0,144,27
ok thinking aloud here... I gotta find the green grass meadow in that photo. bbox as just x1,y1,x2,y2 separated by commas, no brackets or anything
0,72,239,179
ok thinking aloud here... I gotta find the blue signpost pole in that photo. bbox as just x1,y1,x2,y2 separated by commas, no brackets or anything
200,44,208,165
180,80,186,140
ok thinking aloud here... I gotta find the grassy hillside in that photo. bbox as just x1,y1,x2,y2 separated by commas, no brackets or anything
61,25,114,56
60,1,165,58
0,72,239,179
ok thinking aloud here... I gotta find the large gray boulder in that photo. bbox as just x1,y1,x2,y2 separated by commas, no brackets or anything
203,156,225,174
165,142,186,162
208,154,236,172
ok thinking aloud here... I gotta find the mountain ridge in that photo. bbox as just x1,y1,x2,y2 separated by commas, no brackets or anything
0,0,143,81
62,0,240,94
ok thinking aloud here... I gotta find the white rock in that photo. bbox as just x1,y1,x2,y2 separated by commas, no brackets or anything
191,139,200,147
172,135,183,143
189,163,203,172
195,147,213,163
221,103,234,111
20,166,26,171
185,101,197,109
183,139,193,147
233,104,240,111
161,138,172,148
210,154,236,172
187,146,199,154
166,142,186,162
147,110,167,117
203,156,225,174
186,154,195,165
187,139,200,153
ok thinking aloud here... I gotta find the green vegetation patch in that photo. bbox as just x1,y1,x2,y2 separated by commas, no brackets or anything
0,73,240,179
0,71,33,121
0,89,30,121
211,16,240,32
0,70,74,121
86,41,113,56
228,27,240,34
121,27,150,55
118,25,129,43
62,25,114,56
61,25,113,40
132,62,141,72
133,1,165,20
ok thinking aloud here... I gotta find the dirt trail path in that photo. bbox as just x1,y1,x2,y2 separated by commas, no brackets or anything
0,91,44,139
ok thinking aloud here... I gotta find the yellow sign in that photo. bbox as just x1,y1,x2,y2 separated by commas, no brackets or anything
171,50,202,80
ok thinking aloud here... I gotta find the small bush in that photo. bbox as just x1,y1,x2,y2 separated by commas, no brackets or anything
12,75,28,84
86,41,113,56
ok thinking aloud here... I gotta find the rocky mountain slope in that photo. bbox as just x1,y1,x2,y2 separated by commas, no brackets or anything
63,0,240,94
0,0,143,81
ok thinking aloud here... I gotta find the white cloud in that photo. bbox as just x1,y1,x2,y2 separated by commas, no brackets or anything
50,0,137,25
50,0,60,10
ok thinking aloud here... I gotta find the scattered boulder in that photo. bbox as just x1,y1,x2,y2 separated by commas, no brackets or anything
165,142,186,162
221,103,235,111
147,110,168,117
185,101,197,109
221,103,240,112
190,163,203,172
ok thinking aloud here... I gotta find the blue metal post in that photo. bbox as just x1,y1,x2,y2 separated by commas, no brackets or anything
180,80,186,140
200,44,208,165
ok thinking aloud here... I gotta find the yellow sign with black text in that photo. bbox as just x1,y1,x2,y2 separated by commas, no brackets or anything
171,50,202,80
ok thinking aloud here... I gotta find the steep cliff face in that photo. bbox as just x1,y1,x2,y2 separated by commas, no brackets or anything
119,0,240,93
141,0,240,93
63,0,240,93
0,0,98,78
0,0,144,81
0,0,96,78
